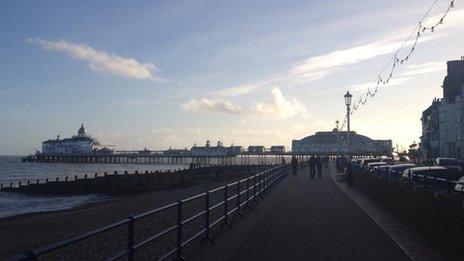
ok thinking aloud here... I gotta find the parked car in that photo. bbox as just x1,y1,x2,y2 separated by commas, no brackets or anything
435,157,462,171
454,177,464,192
380,157,395,165
360,158,381,170
367,162,387,173
422,159,434,166
402,166,448,181
389,163,416,178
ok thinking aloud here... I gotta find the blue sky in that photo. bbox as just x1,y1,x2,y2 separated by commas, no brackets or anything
1,0,463,154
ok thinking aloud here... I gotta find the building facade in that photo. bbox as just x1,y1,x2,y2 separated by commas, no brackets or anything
42,124,104,155
292,129,392,155
421,58,464,160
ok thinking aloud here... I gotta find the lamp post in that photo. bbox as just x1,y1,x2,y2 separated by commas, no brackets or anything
344,91,352,161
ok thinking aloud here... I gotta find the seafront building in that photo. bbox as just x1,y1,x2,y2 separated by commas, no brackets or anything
421,58,464,160
292,129,392,155
42,124,112,155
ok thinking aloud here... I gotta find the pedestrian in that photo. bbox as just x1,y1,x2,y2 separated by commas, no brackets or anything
316,156,323,178
291,155,298,175
309,156,316,178
282,156,286,164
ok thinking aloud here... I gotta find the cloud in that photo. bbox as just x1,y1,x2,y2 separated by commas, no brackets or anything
114,100,160,107
181,98,244,115
287,34,439,83
26,38,159,80
209,84,260,97
401,61,446,77
251,87,308,119
182,87,308,119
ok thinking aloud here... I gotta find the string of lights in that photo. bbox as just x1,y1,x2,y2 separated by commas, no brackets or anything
338,0,456,132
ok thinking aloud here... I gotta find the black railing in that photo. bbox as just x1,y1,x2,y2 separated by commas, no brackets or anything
10,164,289,261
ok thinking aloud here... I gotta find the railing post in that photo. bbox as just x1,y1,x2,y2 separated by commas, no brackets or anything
235,179,243,218
246,177,252,209
201,191,214,244
221,185,232,228
176,200,184,260
127,216,135,261
253,174,258,204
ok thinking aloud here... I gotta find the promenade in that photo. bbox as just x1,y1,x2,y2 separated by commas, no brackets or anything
189,166,410,261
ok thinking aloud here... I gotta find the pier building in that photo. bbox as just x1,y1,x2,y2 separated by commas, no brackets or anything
42,124,110,155
292,129,392,155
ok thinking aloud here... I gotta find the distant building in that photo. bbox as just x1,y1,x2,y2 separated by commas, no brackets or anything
163,148,190,156
248,145,265,153
421,58,464,160
227,145,244,156
191,140,228,157
42,124,108,155
292,129,392,155
270,146,286,154
421,99,441,159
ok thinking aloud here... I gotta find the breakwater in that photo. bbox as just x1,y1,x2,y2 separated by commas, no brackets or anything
0,164,272,196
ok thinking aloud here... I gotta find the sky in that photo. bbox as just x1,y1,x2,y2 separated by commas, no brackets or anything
1,0,463,155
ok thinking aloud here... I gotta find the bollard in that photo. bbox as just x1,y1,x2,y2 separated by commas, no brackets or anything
84,174,88,180
19,181,22,187
95,173,98,178
74,175,78,181
36,179,39,184
45,178,49,183
1,183,3,189
65,176,68,182
10,182,13,188
56,177,59,182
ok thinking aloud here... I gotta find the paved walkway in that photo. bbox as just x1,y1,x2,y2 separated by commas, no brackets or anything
188,166,410,261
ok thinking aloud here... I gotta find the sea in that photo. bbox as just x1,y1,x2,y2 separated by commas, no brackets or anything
0,156,187,219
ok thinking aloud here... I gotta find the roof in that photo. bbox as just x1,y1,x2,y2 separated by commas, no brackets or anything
297,131,374,144
43,136,98,144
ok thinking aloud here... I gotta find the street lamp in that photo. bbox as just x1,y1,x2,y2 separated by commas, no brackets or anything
344,91,352,161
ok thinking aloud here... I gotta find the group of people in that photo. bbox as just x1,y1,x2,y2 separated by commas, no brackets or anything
291,155,328,178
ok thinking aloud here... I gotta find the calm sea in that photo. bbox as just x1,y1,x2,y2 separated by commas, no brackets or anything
0,156,186,218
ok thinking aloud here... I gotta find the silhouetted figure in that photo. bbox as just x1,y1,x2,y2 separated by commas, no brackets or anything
282,156,286,164
309,156,316,178
346,161,353,185
316,156,323,178
291,156,298,175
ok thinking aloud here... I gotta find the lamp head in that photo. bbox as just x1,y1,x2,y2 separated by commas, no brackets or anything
344,91,352,106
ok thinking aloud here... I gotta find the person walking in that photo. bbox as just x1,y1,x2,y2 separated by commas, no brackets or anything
309,156,316,178
316,156,323,178
291,155,298,175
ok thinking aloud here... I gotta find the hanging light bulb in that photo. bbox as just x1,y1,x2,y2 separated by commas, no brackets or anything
451,1,454,8
431,27,435,32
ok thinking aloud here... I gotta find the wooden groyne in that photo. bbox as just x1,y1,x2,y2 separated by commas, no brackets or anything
0,164,272,196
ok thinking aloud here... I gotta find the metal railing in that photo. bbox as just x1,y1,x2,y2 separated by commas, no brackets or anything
10,164,289,261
